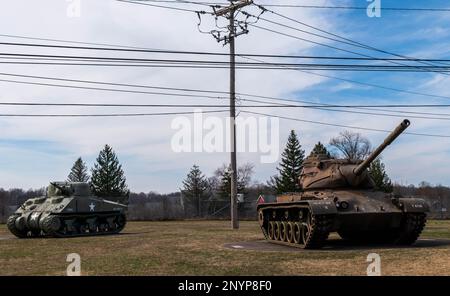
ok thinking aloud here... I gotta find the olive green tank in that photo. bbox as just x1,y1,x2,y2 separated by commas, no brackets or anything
257,119,429,249
7,182,127,238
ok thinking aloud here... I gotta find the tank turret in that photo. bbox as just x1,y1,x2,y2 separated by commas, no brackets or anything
300,119,410,190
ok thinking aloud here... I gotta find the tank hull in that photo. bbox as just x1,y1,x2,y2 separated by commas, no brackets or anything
257,190,428,249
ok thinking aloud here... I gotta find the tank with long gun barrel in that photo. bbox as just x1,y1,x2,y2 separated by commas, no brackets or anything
257,119,428,249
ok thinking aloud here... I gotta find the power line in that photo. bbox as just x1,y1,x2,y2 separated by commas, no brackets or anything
1,36,449,98
235,98,450,120
0,71,229,96
2,71,450,115
257,4,450,12
254,4,450,71
239,55,450,101
248,23,450,75
0,77,226,99
0,41,233,56
3,101,450,121
3,60,450,72
0,110,228,117
115,0,211,13
3,100,450,109
2,35,450,63
5,52,450,66
242,110,450,138
136,1,450,12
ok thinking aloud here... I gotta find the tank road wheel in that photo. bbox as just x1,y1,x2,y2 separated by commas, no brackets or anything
298,222,308,246
41,216,61,236
99,223,109,233
280,222,289,242
86,218,97,233
292,222,302,244
7,215,27,238
115,214,127,232
286,222,295,243
395,213,427,245
274,222,281,241
268,222,275,240
79,224,88,234
300,212,331,249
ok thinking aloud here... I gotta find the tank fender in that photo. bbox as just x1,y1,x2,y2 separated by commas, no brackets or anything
307,200,338,215
399,198,429,213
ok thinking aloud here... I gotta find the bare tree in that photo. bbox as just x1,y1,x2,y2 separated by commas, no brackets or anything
238,163,255,190
213,163,255,198
329,131,372,160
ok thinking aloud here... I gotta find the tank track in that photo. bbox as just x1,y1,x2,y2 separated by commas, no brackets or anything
259,205,334,249
8,213,126,238
394,212,427,245
338,212,427,245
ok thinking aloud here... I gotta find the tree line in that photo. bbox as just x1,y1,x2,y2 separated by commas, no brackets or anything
0,130,448,222
180,129,396,216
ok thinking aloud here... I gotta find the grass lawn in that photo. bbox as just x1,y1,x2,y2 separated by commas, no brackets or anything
0,220,449,275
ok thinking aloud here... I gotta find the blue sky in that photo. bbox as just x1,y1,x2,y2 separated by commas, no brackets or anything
0,0,449,192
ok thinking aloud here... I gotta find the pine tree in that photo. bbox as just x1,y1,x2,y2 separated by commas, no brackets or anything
369,158,393,193
91,145,129,203
272,130,305,194
67,157,90,183
181,165,209,216
310,141,331,157
218,167,232,200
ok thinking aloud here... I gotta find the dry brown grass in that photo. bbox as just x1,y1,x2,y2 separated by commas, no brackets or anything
0,220,449,275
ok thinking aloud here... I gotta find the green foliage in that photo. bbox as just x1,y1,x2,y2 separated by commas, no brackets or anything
181,165,209,216
271,130,305,194
310,141,331,157
67,157,90,183
369,158,393,193
91,145,129,204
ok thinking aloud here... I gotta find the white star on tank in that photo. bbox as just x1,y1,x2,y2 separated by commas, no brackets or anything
89,203,96,212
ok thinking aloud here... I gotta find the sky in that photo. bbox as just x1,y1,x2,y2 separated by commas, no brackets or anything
0,0,449,193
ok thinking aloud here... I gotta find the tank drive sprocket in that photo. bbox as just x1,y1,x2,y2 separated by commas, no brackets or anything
395,213,426,245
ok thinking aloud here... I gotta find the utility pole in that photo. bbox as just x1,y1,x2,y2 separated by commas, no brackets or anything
214,0,252,229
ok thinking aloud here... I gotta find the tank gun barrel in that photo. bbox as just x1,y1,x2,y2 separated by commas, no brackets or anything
50,182,64,191
354,119,410,176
